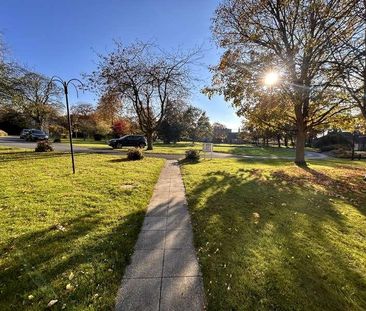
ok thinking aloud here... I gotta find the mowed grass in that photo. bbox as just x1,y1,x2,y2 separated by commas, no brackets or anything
212,144,296,157
0,147,164,310
146,142,202,154
149,142,299,157
69,139,300,157
181,158,366,310
69,138,110,150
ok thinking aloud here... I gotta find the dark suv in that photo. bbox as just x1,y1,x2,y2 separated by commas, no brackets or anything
108,135,147,149
25,129,49,141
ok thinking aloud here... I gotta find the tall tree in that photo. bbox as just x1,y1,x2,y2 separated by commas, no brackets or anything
0,37,22,104
183,106,212,143
96,91,123,126
157,99,187,144
71,102,96,139
87,41,197,150
14,72,62,131
212,122,230,143
207,0,357,165
334,0,366,122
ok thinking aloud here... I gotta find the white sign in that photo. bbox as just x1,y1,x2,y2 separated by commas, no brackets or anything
203,143,213,152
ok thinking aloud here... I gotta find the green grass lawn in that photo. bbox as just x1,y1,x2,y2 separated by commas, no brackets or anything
69,139,302,157
212,143,297,157
145,141,202,154
148,142,299,157
181,158,366,310
0,147,164,310
70,138,110,149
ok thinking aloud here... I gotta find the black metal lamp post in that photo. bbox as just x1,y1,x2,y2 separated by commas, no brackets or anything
50,76,83,174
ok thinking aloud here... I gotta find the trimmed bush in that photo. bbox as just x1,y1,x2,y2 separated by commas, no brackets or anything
0,130,8,136
185,149,200,161
35,140,54,152
127,148,144,161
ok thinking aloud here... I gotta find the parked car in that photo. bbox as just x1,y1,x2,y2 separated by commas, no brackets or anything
25,129,49,141
20,129,31,139
108,135,147,149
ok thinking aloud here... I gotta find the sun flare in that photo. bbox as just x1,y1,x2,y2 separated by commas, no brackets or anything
264,71,280,86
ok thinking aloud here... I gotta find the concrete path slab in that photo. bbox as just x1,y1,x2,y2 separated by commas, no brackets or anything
116,278,161,311
160,277,205,311
115,160,205,310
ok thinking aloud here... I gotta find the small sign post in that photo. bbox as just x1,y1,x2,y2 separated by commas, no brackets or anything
202,143,213,160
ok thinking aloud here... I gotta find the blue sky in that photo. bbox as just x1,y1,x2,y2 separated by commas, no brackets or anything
1,0,242,130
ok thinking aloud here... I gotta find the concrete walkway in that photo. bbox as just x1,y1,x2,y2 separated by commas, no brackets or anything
115,160,205,311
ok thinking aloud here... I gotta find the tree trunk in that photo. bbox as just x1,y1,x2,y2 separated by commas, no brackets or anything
295,128,306,166
146,132,153,150
277,135,281,148
284,135,288,148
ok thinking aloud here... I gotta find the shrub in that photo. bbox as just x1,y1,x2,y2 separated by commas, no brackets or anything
0,130,8,136
185,149,200,161
53,137,61,143
35,140,54,152
93,133,105,141
313,132,352,150
127,148,144,161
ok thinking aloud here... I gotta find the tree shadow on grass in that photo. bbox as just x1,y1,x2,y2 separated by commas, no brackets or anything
183,166,366,310
107,158,129,163
297,166,366,216
0,209,145,310
0,152,91,164
219,145,295,157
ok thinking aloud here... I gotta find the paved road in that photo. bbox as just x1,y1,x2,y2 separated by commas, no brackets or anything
0,136,328,160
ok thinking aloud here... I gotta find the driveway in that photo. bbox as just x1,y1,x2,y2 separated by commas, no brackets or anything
0,136,328,160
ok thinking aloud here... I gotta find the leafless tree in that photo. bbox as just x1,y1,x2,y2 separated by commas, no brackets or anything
86,41,198,150
14,72,62,131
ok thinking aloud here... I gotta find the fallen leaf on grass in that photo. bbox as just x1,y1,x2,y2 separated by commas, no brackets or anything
68,272,74,280
47,299,58,308
252,212,260,224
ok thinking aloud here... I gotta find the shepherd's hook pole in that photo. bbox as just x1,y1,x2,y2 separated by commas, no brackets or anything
64,82,76,174
50,76,83,174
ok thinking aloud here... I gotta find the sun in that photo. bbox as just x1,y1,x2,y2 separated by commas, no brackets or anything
264,71,280,86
